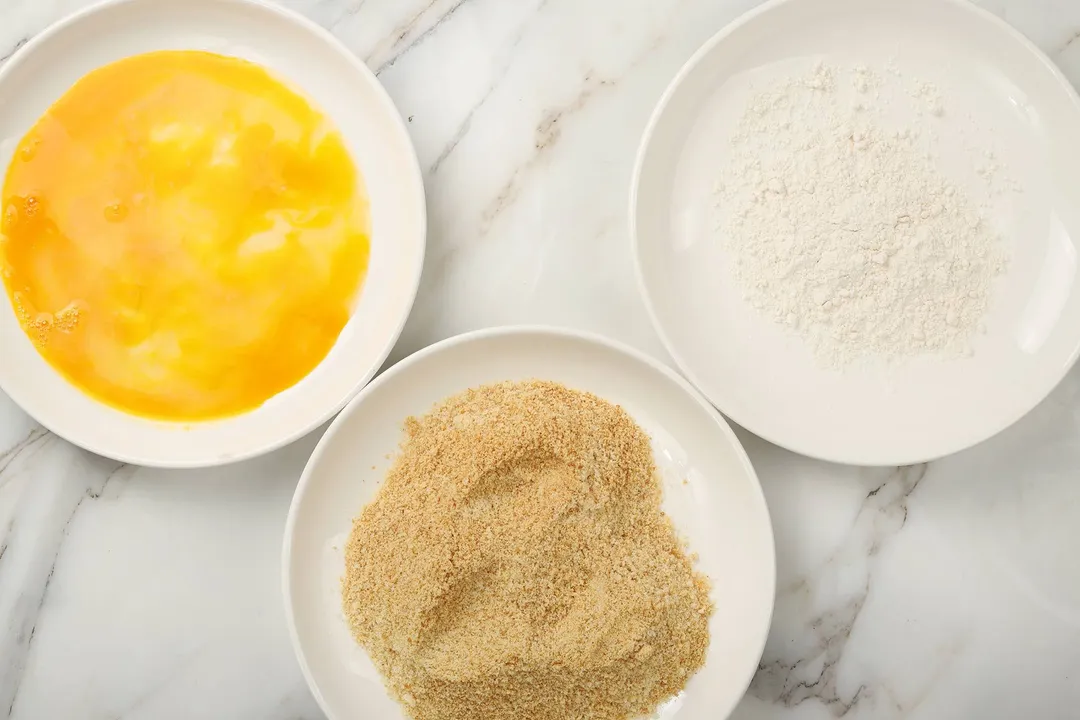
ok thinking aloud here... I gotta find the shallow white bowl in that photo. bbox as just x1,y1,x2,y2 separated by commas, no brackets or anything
283,326,775,720
632,0,1080,465
0,0,425,467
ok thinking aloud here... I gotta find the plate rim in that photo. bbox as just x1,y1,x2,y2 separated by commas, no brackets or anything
0,0,427,468
629,0,1080,466
281,324,777,720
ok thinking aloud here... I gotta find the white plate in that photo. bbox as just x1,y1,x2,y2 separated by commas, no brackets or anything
283,327,775,720
0,0,425,467
632,0,1080,465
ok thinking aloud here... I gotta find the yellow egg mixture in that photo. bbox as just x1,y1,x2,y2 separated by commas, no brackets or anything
0,51,370,421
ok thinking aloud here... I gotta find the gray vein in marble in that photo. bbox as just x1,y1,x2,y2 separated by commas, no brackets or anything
315,0,371,28
1057,29,1080,55
478,47,653,233
428,0,549,175
0,521,10,564
477,72,617,227
428,100,479,175
0,447,124,718
0,430,48,487
408,68,625,316
751,464,928,717
0,38,28,65
397,27,670,353
431,0,672,232
364,0,471,73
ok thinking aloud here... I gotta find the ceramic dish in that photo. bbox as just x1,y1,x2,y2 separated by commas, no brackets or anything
283,326,775,720
0,0,425,467
632,0,1080,465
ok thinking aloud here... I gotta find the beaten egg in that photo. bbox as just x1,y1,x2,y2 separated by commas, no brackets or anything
0,50,370,421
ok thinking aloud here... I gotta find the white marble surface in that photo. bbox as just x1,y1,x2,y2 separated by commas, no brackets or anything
2,0,1080,717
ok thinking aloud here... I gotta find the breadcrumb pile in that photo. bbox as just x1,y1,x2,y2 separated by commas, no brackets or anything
343,380,712,720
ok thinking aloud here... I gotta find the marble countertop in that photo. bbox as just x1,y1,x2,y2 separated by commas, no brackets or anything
3,0,1080,718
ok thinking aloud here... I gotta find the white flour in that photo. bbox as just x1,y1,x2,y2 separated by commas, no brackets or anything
713,62,1007,367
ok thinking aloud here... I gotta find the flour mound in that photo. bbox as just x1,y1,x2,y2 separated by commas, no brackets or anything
714,62,1007,367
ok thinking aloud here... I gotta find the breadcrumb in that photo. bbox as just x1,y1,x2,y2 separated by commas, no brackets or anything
342,380,712,720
